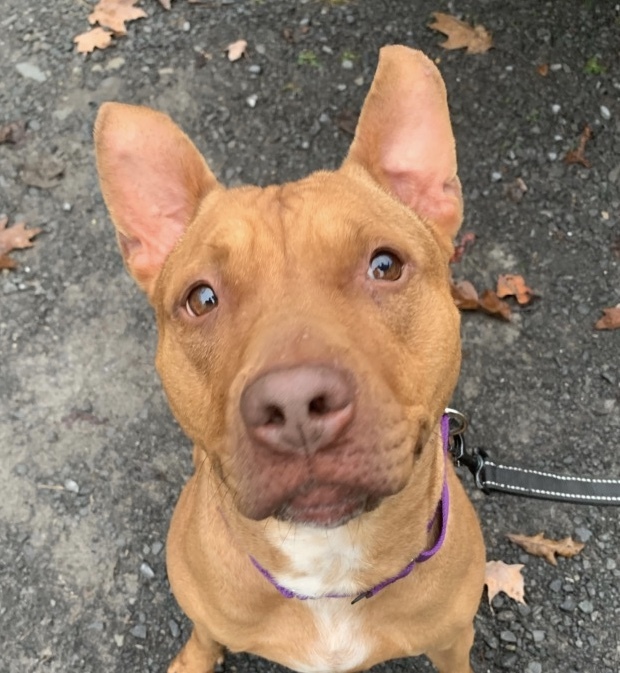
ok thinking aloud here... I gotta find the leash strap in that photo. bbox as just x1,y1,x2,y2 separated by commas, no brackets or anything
445,409,620,506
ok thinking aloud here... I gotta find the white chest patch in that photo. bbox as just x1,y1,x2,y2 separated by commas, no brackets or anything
292,600,371,673
266,524,373,673
267,523,368,596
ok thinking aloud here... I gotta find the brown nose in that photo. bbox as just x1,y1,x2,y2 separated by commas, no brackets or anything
240,365,355,455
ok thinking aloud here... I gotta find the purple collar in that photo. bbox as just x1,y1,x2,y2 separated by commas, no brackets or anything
250,415,450,605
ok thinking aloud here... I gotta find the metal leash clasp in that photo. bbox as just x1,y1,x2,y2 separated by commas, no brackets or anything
444,408,488,492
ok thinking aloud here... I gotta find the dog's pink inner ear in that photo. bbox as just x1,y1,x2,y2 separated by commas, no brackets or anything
94,103,219,295
344,46,463,248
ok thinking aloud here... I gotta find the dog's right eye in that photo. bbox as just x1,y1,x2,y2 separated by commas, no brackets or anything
186,284,218,317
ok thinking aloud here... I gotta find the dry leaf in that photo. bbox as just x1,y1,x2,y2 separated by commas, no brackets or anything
0,120,26,145
505,177,528,203
537,63,549,77
335,108,358,136
564,124,592,168
451,280,479,310
0,215,42,269
485,560,525,604
496,274,535,305
450,231,476,263
428,12,493,54
158,0,172,8
594,306,620,331
507,532,585,566
74,27,114,53
226,39,248,62
88,0,147,35
451,281,512,320
21,157,65,190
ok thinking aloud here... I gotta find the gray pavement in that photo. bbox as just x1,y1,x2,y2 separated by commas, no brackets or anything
1,1,619,672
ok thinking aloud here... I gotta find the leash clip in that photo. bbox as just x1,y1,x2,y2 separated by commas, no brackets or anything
444,408,488,493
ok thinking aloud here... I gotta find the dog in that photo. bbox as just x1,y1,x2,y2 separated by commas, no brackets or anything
95,45,485,673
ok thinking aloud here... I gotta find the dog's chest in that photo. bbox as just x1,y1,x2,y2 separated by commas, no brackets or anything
268,525,373,673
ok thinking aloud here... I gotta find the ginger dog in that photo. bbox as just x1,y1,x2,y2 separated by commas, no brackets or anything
95,46,485,673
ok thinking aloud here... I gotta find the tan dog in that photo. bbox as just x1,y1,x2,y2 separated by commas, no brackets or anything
95,46,485,673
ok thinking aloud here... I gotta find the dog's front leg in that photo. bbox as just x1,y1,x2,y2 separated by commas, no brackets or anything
426,622,475,673
168,627,224,673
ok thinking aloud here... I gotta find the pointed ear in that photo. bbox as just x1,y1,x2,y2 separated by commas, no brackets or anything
94,103,220,295
343,46,463,249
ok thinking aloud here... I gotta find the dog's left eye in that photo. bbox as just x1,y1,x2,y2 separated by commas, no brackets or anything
186,284,218,317
367,250,403,281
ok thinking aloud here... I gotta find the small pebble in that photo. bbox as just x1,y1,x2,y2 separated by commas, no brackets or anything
130,624,147,640
140,562,155,579
113,634,124,647
491,171,502,182
248,64,261,74
578,600,594,614
16,62,47,82
575,526,592,542
532,630,546,643
560,597,575,612
548,152,558,161
182,21,191,32
246,94,258,108
527,662,542,673
169,619,180,638
62,202,72,212
605,559,616,570
152,541,164,555
551,104,561,114
500,630,517,643
64,479,80,494
600,105,611,120
341,59,354,70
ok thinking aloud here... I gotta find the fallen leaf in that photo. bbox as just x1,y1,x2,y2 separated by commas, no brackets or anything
74,27,114,53
335,108,358,136
452,281,512,320
450,231,476,263
505,177,528,203
428,12,493,54
479,289,512,320
594,306,620,331
158,0,172,8
496,274,535,305
88,0,147,35
537,63,549,77
485,560,525,604
20,157,65,189
0,120,26,145
507,532,585,566
564,124,592,168
0,215,42,269
226,39,248,62
451,280,479,310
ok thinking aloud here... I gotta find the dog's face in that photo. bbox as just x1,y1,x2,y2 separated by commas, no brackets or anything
95,47,463,527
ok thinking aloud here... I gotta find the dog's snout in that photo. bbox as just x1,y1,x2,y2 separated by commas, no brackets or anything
240,365,355,455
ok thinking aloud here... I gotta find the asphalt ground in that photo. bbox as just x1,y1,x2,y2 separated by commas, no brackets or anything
0,1,619,672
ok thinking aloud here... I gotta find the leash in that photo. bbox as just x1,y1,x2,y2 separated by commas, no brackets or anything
445,408,620,506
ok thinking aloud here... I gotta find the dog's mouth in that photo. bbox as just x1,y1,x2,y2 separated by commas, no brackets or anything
274,483,380,528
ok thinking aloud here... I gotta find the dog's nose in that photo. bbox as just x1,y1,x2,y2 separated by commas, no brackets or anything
240,365,355,455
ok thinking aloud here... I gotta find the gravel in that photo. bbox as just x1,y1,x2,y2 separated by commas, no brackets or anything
0,1,618,673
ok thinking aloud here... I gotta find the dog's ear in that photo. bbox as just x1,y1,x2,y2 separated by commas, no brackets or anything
344,46,462,250
95,103,219,295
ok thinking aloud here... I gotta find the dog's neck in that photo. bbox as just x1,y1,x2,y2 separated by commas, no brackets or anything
217,420,448,599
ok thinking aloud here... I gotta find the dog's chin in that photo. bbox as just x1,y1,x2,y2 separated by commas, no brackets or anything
274,487,381,528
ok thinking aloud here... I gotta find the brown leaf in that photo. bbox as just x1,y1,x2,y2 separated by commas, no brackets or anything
335,108,358,136
594,306,620,331
505,177,528,203
450,231,476,263
478,289,512,320
537,63,549,77
451,280,479,310
74,27,114,53
0,215,42,269
428,12,493,54
0,120,26,145
20,157,65,189
88,0,147,35
226,39,248,62
507,532,585,566
485,560,525,604
496,274,535,305
564,124,592,168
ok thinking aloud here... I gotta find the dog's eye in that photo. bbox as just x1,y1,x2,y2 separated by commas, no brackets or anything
367,250,403,281
186,284,218,317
